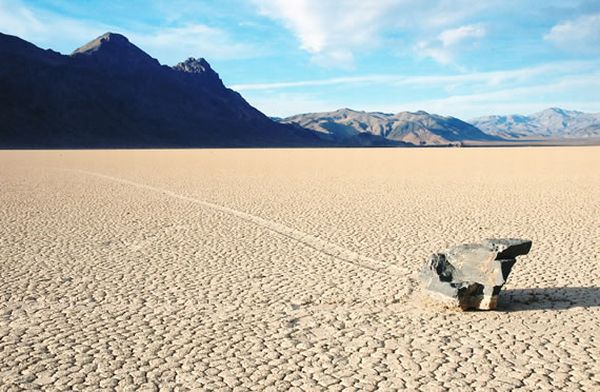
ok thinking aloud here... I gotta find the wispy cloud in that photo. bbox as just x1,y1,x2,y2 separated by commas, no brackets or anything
131,24,258,62
0,0,108,49
231,61,594,91
245,92,342,117
416,24,486,65
439,24,486,47
238,62,600,118
360,72,600,118
545,13,600,53
232,75,391,91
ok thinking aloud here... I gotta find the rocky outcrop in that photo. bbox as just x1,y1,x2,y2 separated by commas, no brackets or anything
420,239,532,310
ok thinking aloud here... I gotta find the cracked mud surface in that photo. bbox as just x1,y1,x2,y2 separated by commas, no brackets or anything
1,147,599,391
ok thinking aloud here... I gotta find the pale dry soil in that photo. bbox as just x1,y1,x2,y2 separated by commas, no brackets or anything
1,147,599,391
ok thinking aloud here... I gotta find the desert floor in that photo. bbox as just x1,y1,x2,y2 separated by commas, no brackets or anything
1,147,599,391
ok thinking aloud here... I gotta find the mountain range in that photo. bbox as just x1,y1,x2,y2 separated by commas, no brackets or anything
0,32,322,148
470,108,600,139
1,32,599,148
281,109,502,145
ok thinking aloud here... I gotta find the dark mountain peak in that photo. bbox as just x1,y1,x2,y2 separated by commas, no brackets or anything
173,57,212,73
71,32,159,70
173,57,223,86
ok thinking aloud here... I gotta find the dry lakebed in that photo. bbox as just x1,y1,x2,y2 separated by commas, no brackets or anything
1,147,599,391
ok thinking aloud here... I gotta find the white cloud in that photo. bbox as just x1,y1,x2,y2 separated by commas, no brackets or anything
251,0,491,67
417,24,486,65
545,13,600,53
251,0,399,67
439,25,485,46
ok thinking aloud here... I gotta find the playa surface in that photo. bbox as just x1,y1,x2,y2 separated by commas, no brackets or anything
1,147,599,391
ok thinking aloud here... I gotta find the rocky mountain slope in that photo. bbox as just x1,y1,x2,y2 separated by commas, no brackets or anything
0,32,323,148
281,108,502,145
471,108,600,139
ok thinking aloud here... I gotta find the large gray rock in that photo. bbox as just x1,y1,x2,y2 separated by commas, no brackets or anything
420,239,532,310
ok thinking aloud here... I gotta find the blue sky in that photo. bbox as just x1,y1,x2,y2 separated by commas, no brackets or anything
1,0,600,119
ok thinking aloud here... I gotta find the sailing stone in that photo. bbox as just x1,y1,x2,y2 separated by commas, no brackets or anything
420,239,532,310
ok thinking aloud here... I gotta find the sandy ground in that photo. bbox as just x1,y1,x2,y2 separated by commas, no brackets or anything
1,147,599,391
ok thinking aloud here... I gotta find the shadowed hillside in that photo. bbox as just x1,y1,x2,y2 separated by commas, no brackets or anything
0,32,324,148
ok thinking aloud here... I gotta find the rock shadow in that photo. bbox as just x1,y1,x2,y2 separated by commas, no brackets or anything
498,287,600,311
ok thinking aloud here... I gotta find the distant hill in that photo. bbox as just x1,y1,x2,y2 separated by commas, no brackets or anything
0,32,324,148
280,108,502,145
471,108,600,139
